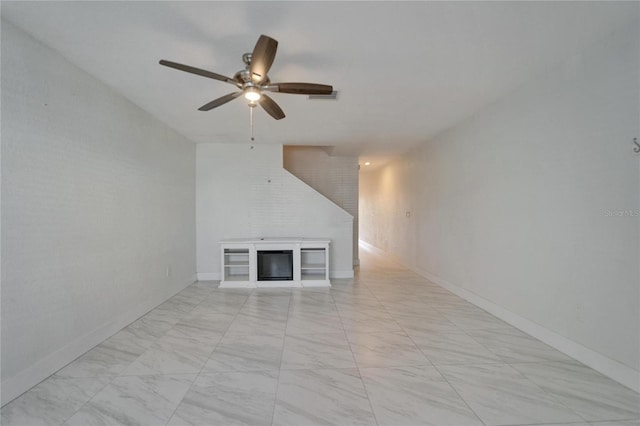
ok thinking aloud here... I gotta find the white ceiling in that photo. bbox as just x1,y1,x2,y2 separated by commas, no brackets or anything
2,1,637,166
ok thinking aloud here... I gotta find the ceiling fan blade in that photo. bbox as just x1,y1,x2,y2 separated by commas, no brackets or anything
268,82,333,95
258,94,285,120
198,92,243,111
249,35,278,83
159,60,239,86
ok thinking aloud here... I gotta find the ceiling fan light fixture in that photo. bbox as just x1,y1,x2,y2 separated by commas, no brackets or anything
244,87,261,101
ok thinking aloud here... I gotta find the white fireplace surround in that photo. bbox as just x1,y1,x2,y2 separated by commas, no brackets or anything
220,238,331,288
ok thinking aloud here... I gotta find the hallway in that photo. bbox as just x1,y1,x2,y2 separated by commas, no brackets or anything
2,247,639,426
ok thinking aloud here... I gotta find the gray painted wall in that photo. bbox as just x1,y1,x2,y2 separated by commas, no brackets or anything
1,20,197,404
360,22,639,389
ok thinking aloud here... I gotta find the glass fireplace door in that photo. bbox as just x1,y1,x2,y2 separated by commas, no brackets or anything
257,250,294,281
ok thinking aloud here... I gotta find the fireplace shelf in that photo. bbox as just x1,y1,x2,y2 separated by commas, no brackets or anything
220,238,330,288
222,248,250,281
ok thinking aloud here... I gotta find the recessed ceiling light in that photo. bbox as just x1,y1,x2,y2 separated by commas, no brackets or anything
364,162,371,166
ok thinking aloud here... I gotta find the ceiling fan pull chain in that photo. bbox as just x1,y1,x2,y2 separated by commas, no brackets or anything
250,103,255,141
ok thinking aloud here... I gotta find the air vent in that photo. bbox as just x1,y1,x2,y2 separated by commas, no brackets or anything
308,91,338,100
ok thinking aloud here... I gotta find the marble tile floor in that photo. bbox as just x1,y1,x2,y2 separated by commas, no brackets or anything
2,249,639,426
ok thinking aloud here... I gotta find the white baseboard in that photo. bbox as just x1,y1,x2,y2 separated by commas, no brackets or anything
416,268,640,393
359,240,389,258
202,271,352,281
196,272,221,281
1,276,195,407
330,269,354,279
361,241,640,393
218,281,254,289
302,281,331,288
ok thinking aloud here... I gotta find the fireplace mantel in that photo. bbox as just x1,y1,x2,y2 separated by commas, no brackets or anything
220,238,330,288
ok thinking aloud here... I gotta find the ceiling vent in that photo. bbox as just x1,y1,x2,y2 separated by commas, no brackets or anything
308,91,338,100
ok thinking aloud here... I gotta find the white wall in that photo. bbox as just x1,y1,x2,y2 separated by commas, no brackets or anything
197,143,353,279
360,22,639,390
1,20,196,404
283,146,359,265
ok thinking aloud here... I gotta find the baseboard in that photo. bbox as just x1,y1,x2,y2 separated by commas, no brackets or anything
359,240,407,266
358,239,384,256
330,269,354,279
361,242,640,393
1,276,195,407
202,271,353,281
196,272,221,281
416,267,640,393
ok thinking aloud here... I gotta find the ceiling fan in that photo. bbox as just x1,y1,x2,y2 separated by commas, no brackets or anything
159,35,333,120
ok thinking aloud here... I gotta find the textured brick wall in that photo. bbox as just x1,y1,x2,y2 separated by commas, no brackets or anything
283,146,359,265
1,20,196,404
196,144,354,279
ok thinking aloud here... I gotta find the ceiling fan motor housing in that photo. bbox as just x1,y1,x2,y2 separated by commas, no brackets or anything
234,68,252,84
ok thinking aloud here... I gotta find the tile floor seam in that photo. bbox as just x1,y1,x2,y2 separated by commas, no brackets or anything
164,285,251,425
332,282,381,426
443,361,589,425
270,289,293,426
508,362,640,424
458,324,525,366
57,377,113,426
4,251,639,426
55,296,204,426
398,302,490,426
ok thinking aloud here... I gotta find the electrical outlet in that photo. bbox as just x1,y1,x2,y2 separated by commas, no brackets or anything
405,211,411,218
